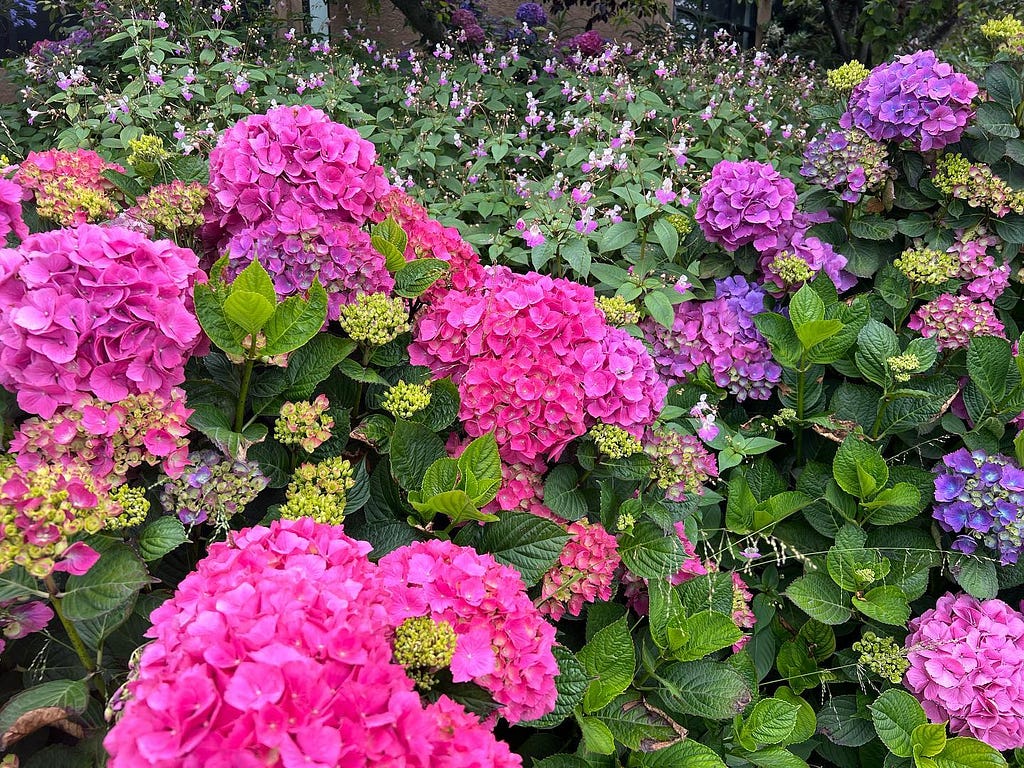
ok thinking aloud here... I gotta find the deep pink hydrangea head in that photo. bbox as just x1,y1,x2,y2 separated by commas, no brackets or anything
696,160,798,252
377,538,559,724
0,179,28,243
905,593,1024,751
410,267,665,466
0,224,206,418
206,105,390,238
105,519,523,768
840,50,978,152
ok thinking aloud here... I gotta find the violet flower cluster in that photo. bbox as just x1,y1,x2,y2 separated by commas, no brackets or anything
905,593,1024,751
800,127,890,204
411,266,665,467
160,449,268,527
0,224,206,418
643,276,781,401
104,519,528,767
933,448,1024,565
839,50,978,152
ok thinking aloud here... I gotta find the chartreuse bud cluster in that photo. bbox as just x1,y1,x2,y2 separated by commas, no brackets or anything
381,381,432,419
337,293,410,345
894,246,958,285
107,485,151,530
392,615,457,689
274,395,334,453
981,15,1024,54
588,423,642,459
853,632,910,683
126,134,171,171
887,353,921,383
665,213,693,235
826,61,870,92
933,153,1024,217
132,181,208,232
595,295,639,326
769,252,816,286
280,456,355,525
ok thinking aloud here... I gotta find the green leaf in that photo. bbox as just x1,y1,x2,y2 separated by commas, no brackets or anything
416,378,460,431
850,216,899,240
816,695,876,747
742,698,799,747
457,434,501,487
967,336,1013,405
562,239,592,278
194,283,244,355
856,320,901,388
188,403,268,459
598,222,638,253
654,217,679,260
60,537,150,622
633,740,727,768
420,457,460,497
950,554,999,600
645,290,676,329
223,290,275,335
668,610,743,661
395,258,448,298
337,359,391,385
408,489,486,524
592,693,683,751
740,748,809,768
932,737,1008,768
371,235,407,273
651,660,751,720
774,686,817,745
796,319,843,350
137,517,188,561
833,437,888,499
523,646,589,728
871,689,927,758
544,465,589,522
578,716,616,754
785,573,852,625
754,313,802,369
789,284,825,326
975,102,1020,139
0,680,89,737
277,334,356,401
578,617,636,712
371,216,408,254
263,280,328,357
389,419,446,491
913,723,948,759
852,585,910,626
619,521,685,580
475,512,571,586
230,258,277,304
0,566,42,602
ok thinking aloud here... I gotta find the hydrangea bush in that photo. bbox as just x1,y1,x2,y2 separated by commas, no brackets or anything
1,8,1024,768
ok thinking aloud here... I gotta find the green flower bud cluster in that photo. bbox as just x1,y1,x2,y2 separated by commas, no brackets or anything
981,15,1024,55
280,456,355,526
381,381,432,419
595,296,640,326
616,511,637,532
275,395,334,453
337,293,410,346
853,631,910,683
894,246,958,285
588,423,642,459
126,134,171,172
826,61,871,92
772,407,798,426
392,615,457,690
771,252,816,286
887,353,921,383
933,153,1024,217
665,213,694,235
133,181,208,233
107,485,151,530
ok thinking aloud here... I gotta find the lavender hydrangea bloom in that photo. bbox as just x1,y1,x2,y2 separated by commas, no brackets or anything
933,448,1024,565
515,2,547,26
840,50,978,152
759,228,856,294
695,160,798,252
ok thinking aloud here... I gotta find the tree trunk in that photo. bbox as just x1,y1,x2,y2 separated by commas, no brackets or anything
820,0,852,61
388,0,447,44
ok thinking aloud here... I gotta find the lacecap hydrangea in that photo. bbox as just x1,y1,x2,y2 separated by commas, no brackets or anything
0,224,206,418
410,266,665,467
839,50,978,152
104,519,524,768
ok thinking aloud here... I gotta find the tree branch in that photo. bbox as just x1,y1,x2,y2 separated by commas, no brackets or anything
388,0,447,44
820,0,851,61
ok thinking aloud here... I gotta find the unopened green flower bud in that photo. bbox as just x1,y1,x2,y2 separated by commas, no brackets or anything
392,615,457,689
595,295,640,326
853,631,909,684
337,293,410,346
107,485,151,530
887,353,921,382
665,213,693,235
381,381,432,419
280,456,355,525
275,395,334,453
589,423,642,459
894,246,958,285
827,61,870,92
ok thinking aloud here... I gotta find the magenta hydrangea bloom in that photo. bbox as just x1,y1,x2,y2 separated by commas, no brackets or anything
949,229,1010,300
0,599,53,654
564,29,604,57
840,50,978,152
411,266,666,467
104,519,524,768
643,276,781,401
378,538,558,724
206,105,390,238
908,293,1004,351
0,179,28,243
696,160,798,252
538,519,620,621
905,593,1024,751
0,224,206,418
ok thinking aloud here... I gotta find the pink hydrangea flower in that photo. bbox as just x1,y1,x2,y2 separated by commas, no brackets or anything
378,538,558,723
13,149,125,226
905,593,1024,751
908,294,1005,351
0,225,206,418
538,519,620,621
0,179,28,242
105,519,524,768
696,160,798,252
948,229,1010,300
411,266,665,467
0,599,53,654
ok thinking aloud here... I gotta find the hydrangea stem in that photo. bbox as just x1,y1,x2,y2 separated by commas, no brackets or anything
44,576,107,700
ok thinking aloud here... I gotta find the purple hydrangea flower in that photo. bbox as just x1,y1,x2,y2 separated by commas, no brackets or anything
515,2,547,26
840,50,978,152
932,448,1024,564
800,127,890,204
695,160,798,252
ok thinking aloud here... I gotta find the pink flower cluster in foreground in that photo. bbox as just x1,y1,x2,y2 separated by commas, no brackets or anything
908,293,1005,351
411,266,666,466
105,519,547,767
0,224,206,418
949,229,1010,301
0,179,27,242
905,593,1024,751
538,519,620,621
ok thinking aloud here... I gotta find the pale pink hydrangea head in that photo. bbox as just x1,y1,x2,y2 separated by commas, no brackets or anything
0,179,28,243
538,519,620,621
0,224,206,418
696,160,798,252
905,593,1024,751
377,538,559,724
206,105,390,238
411,266,666,466
949,229,1010,300
907,294,1005,351
105,519,523,768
